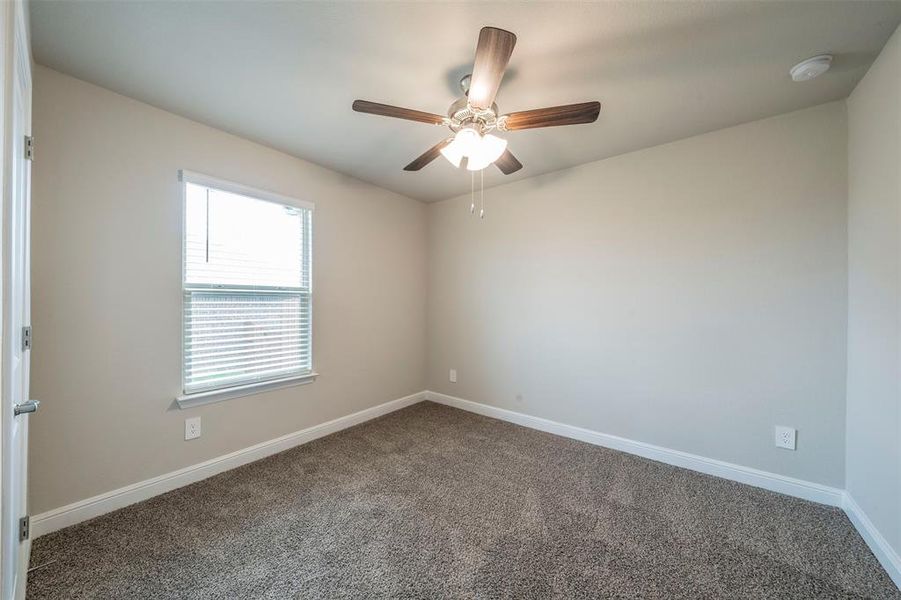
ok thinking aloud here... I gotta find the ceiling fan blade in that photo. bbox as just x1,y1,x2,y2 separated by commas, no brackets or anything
468,27,516,110
495,149,522,175
352,100,445,125
404,139,453,171
503,102,601,131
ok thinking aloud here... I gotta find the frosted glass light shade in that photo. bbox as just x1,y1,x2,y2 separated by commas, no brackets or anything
439,140,464,168
440,127,481,168
465,134,508,171
453,127,481,156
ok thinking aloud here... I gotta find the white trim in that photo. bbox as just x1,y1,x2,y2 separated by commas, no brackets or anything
842,492,901,589
424,391,844,507
30,391,426,538
178,169,315,211
175,372,319,409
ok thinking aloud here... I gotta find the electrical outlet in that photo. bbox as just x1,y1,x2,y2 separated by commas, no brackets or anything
449,369,457,383
774,425,796,450
185,417,201,441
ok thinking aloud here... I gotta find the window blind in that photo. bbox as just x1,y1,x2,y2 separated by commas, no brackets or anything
182,179,312,395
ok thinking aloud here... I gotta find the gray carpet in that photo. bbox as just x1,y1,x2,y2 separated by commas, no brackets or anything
27,402,899,599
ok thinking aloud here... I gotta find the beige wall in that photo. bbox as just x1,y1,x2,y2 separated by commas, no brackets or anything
428,102,848,487
29,66,428,514
846,24,901,556
30,64,859,518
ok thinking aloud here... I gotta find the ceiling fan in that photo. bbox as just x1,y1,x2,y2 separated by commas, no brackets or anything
352,26,601,175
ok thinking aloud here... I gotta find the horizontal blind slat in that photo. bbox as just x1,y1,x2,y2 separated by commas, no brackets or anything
186,338,311,356
186,317,308,328
188,354,309,374
187,334,311,347
188,363,309,380
187,344,311,362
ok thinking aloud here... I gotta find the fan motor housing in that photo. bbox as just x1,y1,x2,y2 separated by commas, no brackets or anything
447,97,500,134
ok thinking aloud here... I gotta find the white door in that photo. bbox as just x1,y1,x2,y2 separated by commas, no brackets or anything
1,1,33,598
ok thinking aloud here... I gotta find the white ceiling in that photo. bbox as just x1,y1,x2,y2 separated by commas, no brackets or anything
30,1,901,202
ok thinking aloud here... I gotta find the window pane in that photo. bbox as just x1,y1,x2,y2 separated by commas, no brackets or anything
182,176,312,395
185,182,307,289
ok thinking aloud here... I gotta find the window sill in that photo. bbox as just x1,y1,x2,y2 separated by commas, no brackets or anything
175,372,318,409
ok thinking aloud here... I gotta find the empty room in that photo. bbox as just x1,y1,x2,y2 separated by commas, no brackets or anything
0,0,900,598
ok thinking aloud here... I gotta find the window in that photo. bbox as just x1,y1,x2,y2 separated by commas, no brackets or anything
180,171,313,404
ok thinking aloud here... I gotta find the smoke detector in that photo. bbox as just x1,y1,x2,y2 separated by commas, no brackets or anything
790,55,833,82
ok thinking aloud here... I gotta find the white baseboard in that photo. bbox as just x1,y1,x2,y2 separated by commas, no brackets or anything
31,391,427,538
425,391,844,507
842,493,901,589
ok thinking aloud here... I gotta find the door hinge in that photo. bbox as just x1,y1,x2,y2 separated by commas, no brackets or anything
24,135,33,161
22,326,31,351
19,516,29,541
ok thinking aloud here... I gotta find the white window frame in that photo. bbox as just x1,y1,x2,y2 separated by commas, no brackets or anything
176,170,316,409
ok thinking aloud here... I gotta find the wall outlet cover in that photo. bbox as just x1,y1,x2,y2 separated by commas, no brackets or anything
185,417,202,441
449,369,457,383
774,425,796,450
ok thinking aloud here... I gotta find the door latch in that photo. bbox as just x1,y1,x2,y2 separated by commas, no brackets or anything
13,400,39,416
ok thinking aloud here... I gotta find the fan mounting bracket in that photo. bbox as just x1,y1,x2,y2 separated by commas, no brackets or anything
459,74,472,96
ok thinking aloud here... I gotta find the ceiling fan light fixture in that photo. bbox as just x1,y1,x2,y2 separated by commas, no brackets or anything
466,134,508,171
353,26,599,177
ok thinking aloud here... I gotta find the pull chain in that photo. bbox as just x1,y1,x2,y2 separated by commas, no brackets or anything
470,170,475,214
479,169,485,219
